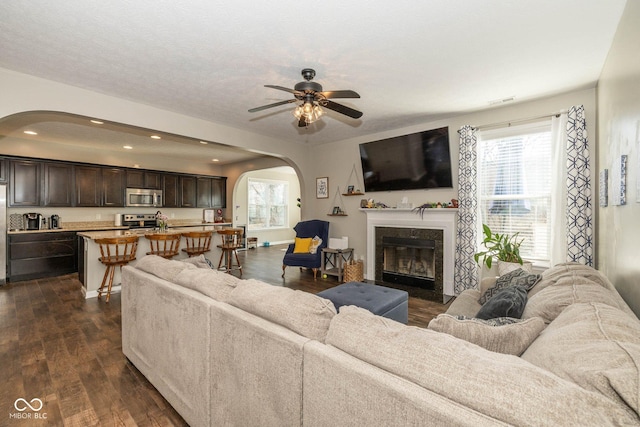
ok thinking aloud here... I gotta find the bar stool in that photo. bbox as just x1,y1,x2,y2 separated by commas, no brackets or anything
181,230,213,257
216,228,243,276
96,235,139,303
145,232,181,259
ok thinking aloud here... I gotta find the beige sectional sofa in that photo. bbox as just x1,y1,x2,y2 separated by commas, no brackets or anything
121,256,640,426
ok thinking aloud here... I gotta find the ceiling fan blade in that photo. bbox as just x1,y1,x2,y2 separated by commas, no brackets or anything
319,90,360,99
322,100,363,119
264,85,303,96
248,99,296,113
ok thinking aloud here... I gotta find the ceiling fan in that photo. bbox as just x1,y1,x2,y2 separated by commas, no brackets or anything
248,68,363,127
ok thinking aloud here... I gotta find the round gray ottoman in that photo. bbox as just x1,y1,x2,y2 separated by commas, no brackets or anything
318,282,409,324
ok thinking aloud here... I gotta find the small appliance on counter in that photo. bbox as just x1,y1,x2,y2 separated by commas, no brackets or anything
23,213,44,230
50,215,61,229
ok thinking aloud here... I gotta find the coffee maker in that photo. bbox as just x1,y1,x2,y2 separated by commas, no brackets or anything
24,213,44,230
50,215,61,229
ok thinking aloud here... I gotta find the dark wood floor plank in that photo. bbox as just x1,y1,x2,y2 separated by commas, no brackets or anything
0,244,449,425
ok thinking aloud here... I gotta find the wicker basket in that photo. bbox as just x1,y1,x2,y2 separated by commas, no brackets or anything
343,259,364,283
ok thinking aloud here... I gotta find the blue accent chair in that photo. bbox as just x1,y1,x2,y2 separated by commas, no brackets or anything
282,219,330,279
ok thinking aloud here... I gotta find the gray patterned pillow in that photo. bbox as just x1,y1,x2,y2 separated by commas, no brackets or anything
476,285,528,320
478,268,541,305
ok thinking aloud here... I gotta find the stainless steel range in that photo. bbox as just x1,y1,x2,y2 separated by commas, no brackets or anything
121,213,157,229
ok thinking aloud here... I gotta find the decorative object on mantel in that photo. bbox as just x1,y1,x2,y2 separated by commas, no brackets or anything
474,224,530,273
413,199,459,218
342,164,365,196
316,177,329,199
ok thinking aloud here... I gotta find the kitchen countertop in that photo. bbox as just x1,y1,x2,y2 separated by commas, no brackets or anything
77,224,233,240
8,221,232,235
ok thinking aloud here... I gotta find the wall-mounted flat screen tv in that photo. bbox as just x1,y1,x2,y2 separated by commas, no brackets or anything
359,126,453,192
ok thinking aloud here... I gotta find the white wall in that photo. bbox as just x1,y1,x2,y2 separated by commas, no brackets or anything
308,88,597,274
596,0,640,317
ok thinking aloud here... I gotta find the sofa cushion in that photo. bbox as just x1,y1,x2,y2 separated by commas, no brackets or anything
174,267,241,303
325,306,637,425
476,285,527,320
523,282,625,324
443,289,482,318
135,254,196,282
428,314,545,355
478,268,540,305
228,279,336,342
522,302,640,418
180,254,214,269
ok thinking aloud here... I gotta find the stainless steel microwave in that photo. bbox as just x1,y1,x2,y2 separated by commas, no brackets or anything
125,188,163,207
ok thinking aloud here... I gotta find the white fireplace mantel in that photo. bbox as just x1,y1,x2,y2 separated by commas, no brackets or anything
361,208,458,299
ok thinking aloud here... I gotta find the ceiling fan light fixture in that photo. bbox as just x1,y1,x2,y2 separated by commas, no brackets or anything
293,101,323,124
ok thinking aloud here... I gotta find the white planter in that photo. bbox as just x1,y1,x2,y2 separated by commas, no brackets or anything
497,260,533,276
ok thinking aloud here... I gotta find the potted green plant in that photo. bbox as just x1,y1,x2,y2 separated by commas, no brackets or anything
474,224,530,273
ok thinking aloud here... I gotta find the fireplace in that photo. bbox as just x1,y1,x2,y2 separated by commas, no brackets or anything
363,208,457,303
375,227,443,299
382,237,436,290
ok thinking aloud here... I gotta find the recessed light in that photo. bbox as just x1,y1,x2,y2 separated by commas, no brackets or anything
123,145,133,150
90,119,104,124
133,164,140,168
23,130,38,135
212,159,219,162
150,135,161,140
200,141,208,145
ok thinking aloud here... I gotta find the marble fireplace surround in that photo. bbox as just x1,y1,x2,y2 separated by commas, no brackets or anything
362,208,458,302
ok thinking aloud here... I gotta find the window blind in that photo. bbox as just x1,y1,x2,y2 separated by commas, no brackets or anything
478,121,552,263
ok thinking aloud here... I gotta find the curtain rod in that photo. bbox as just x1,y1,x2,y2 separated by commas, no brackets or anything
458,110,567,133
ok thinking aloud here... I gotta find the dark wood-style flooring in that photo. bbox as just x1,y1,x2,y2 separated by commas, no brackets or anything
0,244,450,426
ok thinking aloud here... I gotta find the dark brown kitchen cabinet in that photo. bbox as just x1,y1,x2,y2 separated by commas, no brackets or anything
127,170,162,189
9,159,41,206
212,177,226,208
43,162,74,206
75,166,102,207
196,177,213,208
102,167,126,206
197,177,227,208
163,173,180,207
8,231,78,282
180,176,197,207
0,157,7,183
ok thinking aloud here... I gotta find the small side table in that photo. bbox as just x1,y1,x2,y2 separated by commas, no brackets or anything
321,248,354,282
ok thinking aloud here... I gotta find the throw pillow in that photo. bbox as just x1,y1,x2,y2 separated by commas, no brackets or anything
309,235,323,254
293,237,313,253
427,314,546,355
478,268,541,305
476,285,528,320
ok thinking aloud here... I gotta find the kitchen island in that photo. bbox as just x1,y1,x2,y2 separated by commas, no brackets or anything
78,225,230,299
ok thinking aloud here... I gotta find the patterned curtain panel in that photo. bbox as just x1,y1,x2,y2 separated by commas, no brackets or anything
565,105,593,266
454,125,479,294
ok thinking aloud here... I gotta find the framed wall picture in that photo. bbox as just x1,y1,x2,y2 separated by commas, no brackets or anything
316,177,329,199
599,169,608,207
611,155,627,206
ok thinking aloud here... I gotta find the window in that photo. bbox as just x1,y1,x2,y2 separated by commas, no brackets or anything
478,121,552,264
248,178,288,230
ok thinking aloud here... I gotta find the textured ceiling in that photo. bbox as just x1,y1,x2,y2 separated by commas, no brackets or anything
0,0,628,152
